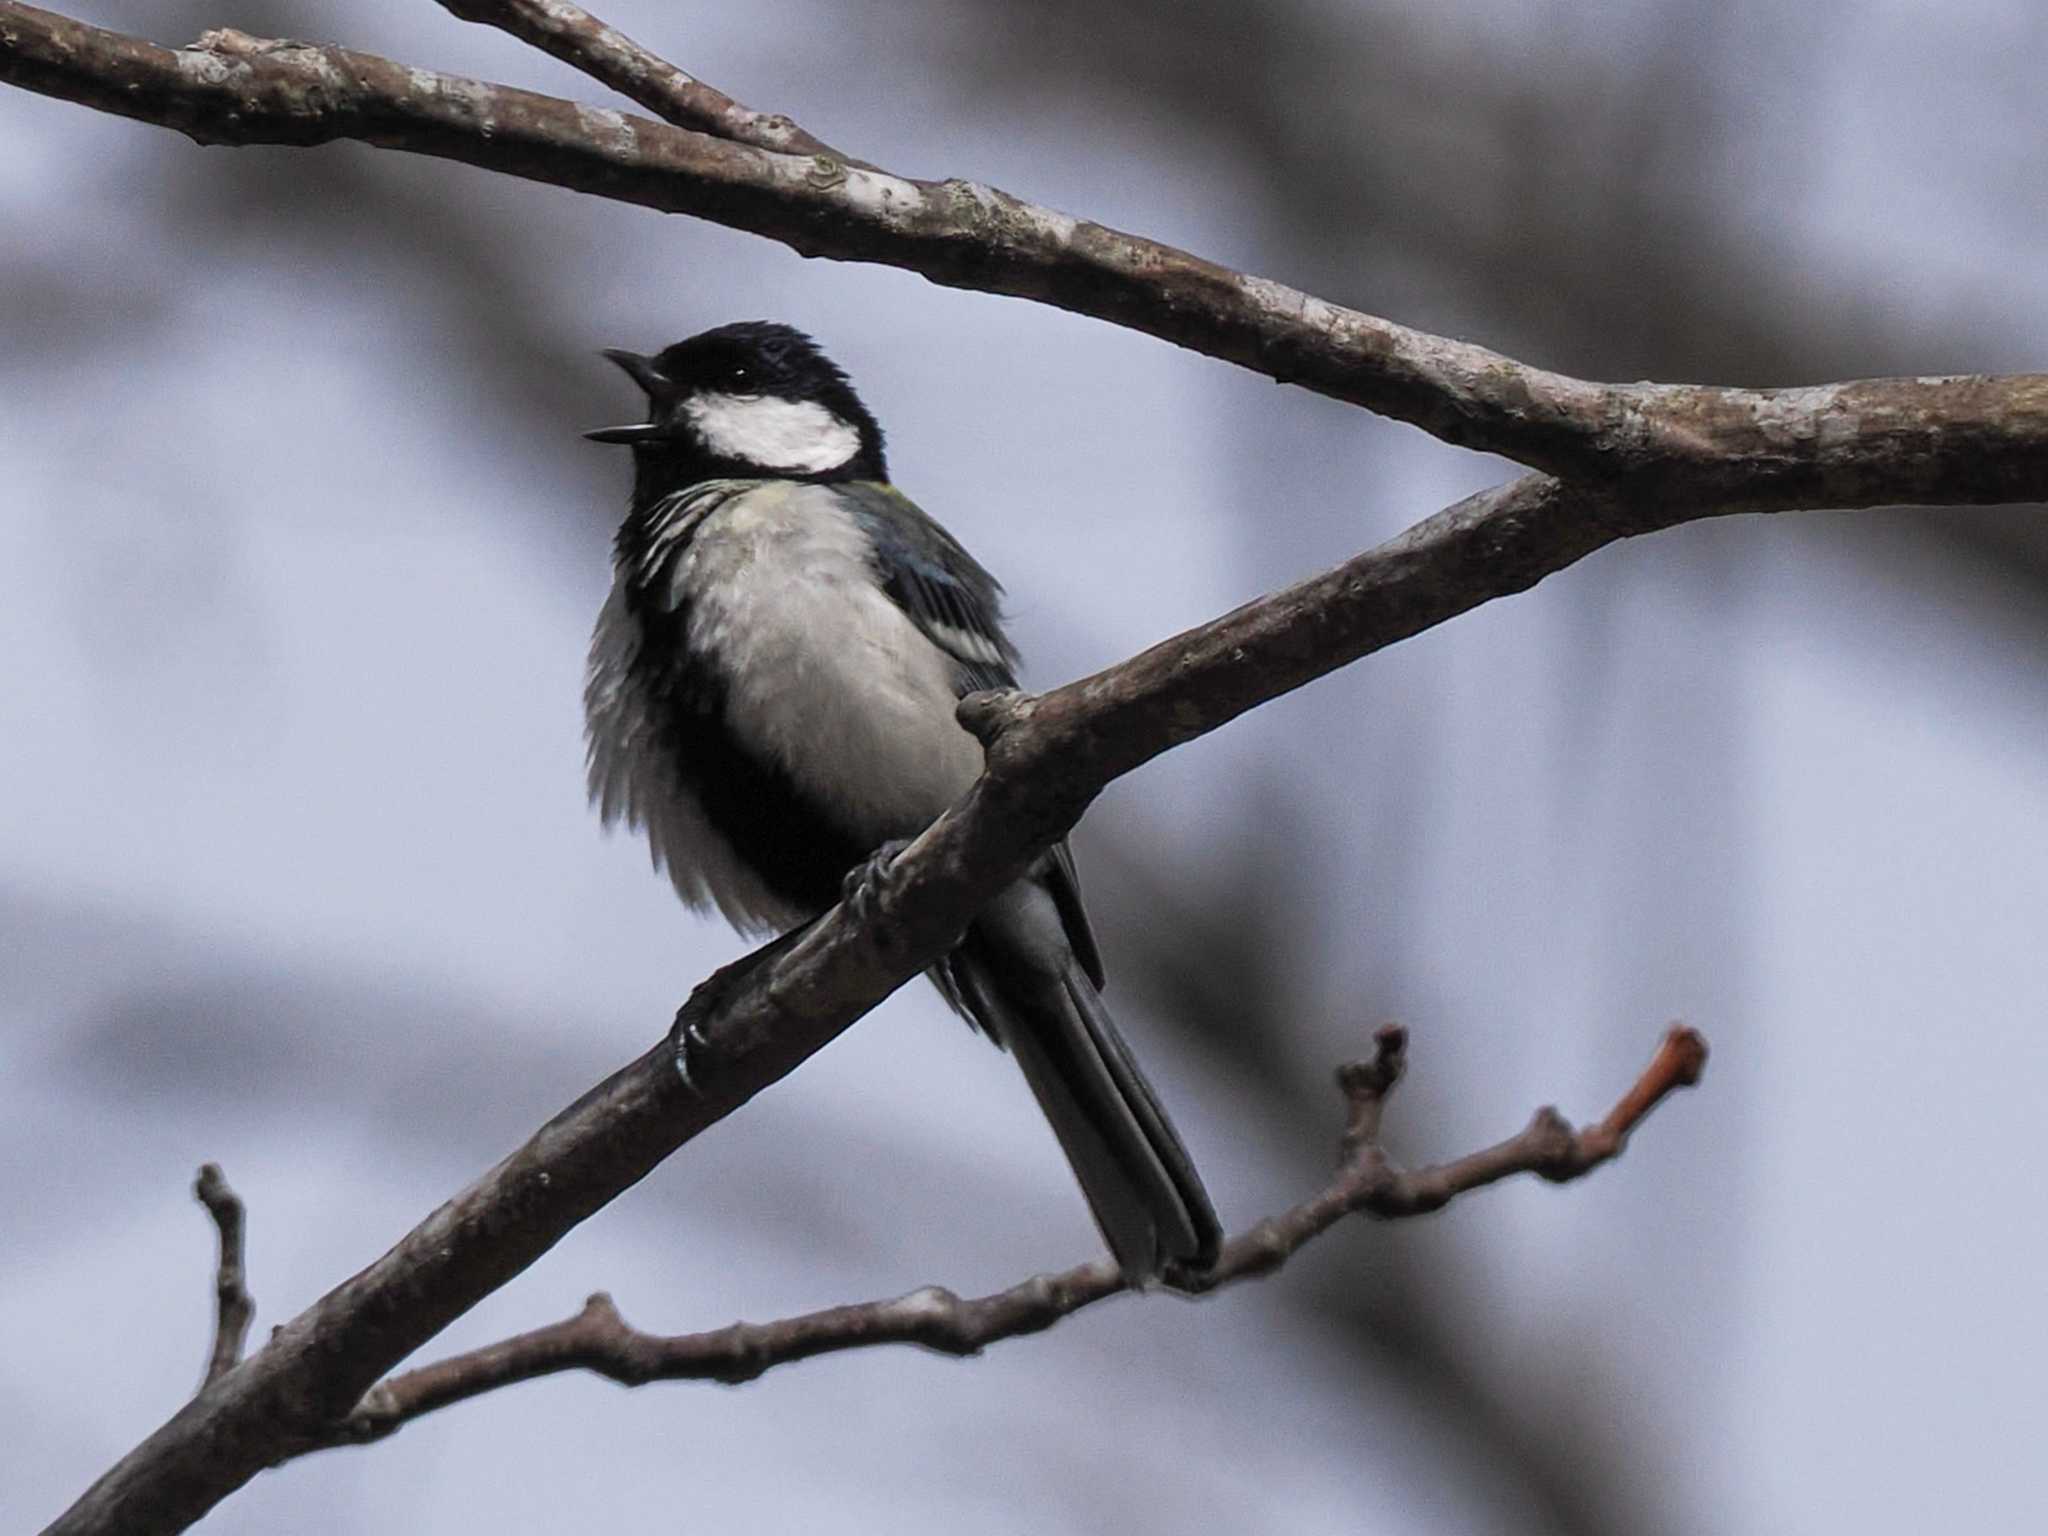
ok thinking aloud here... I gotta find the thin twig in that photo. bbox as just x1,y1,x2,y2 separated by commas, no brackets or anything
192,1164,253,1387
331,1024,1707,1442
435,0,864,163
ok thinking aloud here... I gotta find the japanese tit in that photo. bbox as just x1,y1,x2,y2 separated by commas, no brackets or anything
584,321,1219,1284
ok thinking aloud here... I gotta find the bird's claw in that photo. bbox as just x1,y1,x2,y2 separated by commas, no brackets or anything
841,838,911,929
671,1010,716,1096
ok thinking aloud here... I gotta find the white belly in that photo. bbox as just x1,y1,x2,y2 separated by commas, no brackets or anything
585,481,983,932
683,482,984,833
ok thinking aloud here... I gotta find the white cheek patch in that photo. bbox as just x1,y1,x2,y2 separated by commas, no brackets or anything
683,391,861,473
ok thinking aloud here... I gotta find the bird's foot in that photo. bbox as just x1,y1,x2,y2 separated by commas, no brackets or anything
671,1009,716,1095
666,920,824,1095
841,838,912,930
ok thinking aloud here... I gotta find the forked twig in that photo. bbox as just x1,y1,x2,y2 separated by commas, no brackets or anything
333,1024,1707,1442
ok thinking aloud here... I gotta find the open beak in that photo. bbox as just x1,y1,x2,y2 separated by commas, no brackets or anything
584,348,673,444
583,422,669,444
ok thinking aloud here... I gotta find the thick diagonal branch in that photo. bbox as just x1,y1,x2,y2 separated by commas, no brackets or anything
333,1024,1705,1439
8,2,2048,495
34,474,1635,1536
25,457,2028,1535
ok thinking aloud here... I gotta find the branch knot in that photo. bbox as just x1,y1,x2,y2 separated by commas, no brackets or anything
956,688,1032,749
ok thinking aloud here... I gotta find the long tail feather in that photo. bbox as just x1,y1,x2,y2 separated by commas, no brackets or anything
948,881,1220,1285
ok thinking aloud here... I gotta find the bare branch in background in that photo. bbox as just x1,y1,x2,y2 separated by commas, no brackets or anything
192,1164,253,1387
7,2,2048,498
330,1024,1705,1441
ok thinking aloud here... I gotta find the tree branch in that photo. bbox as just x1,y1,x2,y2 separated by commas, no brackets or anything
192,1164,253,1387
329,1024,1706,1441
33,473,1687,1536
21,426,2031,1534
434,0,862,163
8,2,2048,493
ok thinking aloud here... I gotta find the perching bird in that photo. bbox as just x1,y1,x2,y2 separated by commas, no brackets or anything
583,321,1220,1285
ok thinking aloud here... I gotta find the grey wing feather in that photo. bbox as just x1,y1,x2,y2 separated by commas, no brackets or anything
839,481,1103,986
1046,842,1104,990
838,481,1019,694
838,488,1207,1280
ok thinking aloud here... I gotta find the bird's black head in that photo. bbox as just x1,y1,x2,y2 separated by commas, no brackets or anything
587,322,887,505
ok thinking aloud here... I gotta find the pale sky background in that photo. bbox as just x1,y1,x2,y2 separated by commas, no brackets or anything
6,2,2048,1532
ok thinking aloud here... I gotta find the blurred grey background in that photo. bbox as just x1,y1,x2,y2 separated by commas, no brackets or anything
7,1,2048,1531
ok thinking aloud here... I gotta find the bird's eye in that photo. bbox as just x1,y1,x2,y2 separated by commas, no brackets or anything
729,364,753,388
